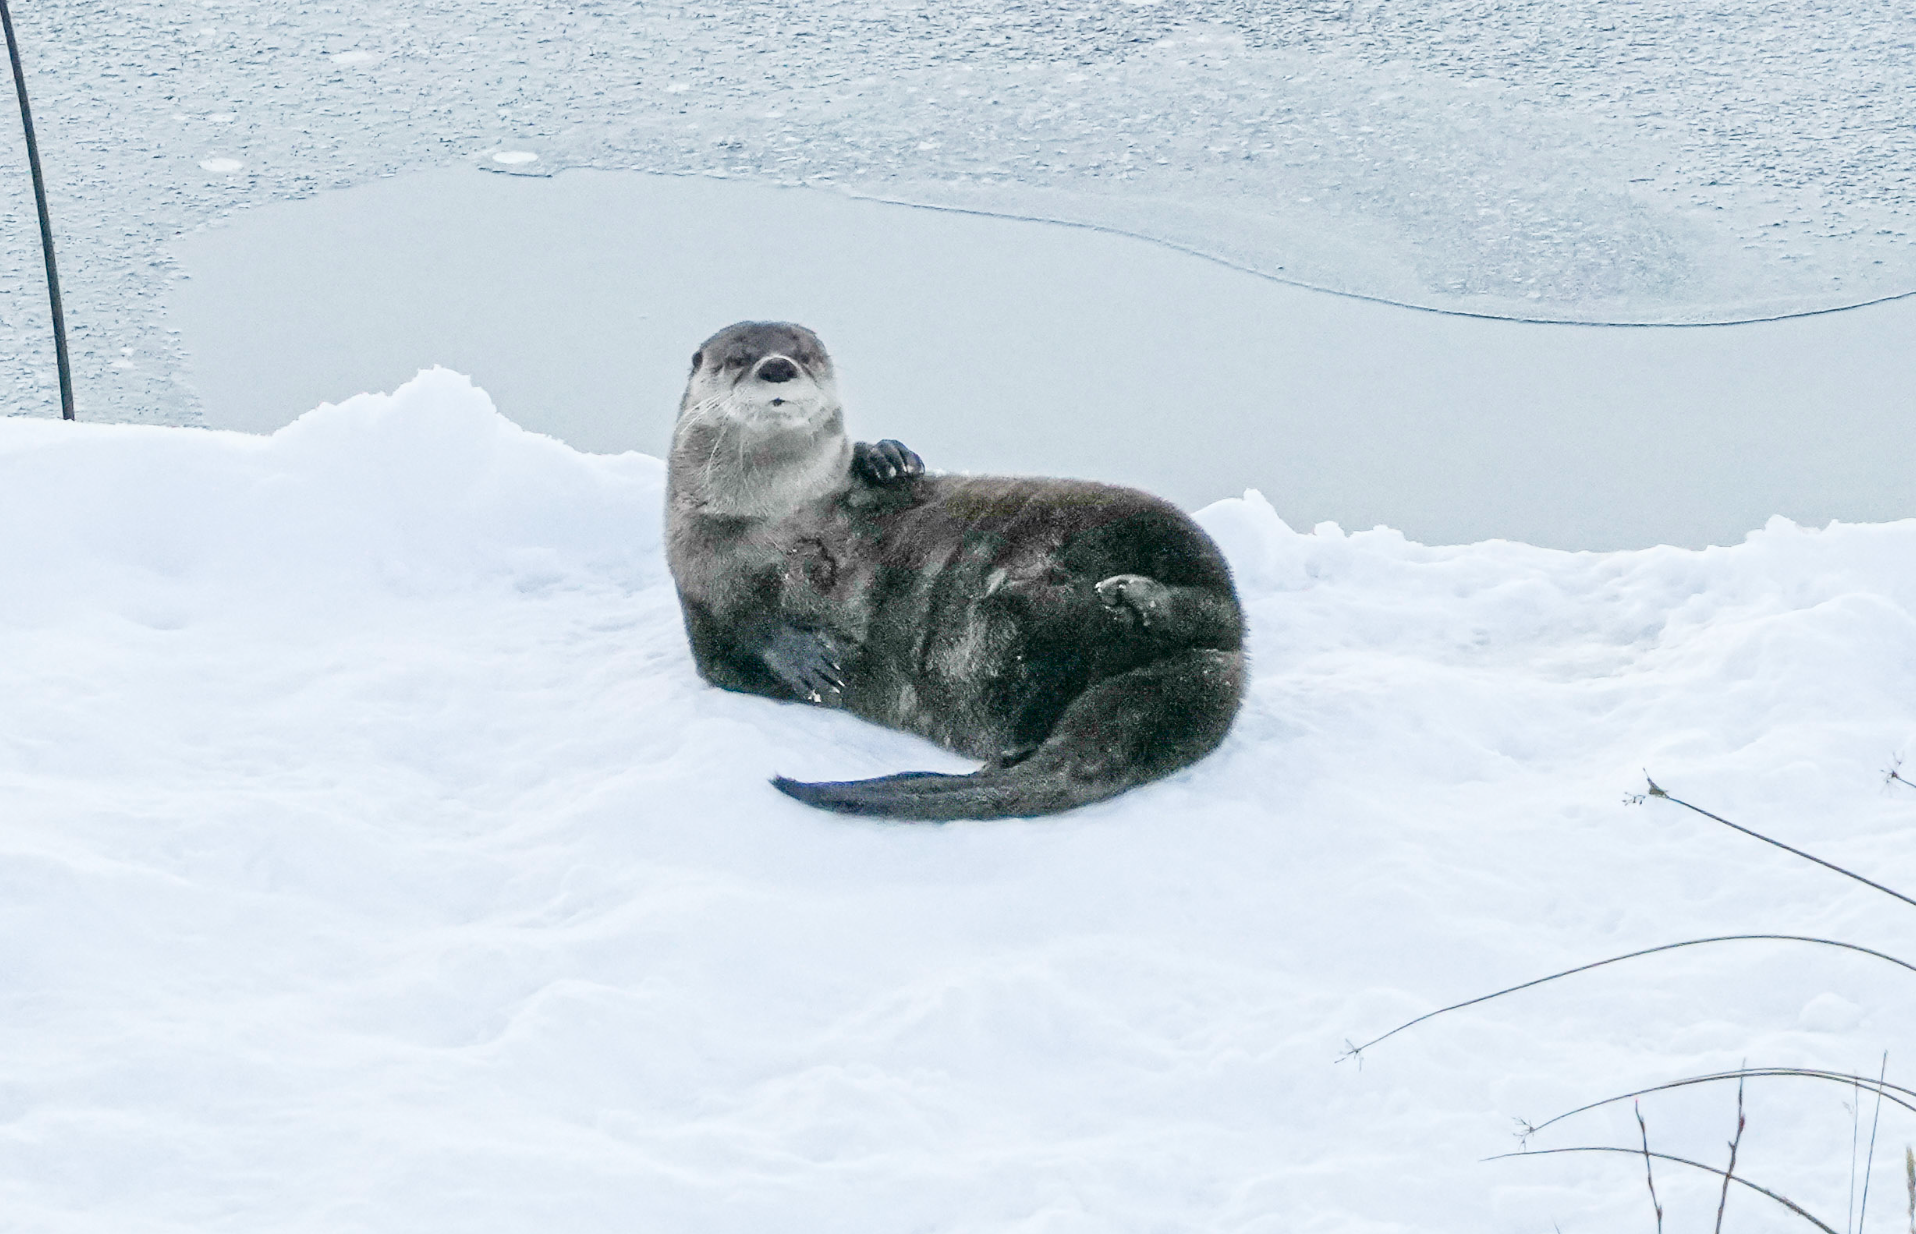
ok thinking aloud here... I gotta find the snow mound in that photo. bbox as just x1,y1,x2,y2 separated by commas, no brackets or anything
4,372,1913,1231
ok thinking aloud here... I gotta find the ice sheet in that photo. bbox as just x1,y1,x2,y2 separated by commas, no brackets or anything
2,0,1913,425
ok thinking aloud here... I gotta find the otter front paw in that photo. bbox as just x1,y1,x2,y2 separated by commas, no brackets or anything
852,439,924,486
1095,573,1173,630
761,625,848,706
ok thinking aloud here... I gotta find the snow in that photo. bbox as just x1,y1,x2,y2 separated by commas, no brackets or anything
5,370,1913,1231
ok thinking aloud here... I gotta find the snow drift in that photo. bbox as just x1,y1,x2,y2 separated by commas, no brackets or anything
3,370,1913,1232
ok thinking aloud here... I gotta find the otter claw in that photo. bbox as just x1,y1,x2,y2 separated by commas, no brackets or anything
853,439,924,486
762,625,847,706
1095,576,1126,606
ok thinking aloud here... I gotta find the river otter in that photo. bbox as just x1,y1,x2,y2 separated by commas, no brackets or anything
664,321,1244,820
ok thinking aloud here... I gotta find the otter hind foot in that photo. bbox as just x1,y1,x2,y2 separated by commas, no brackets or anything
852,439,924,486
761,625,847,706
1095,573,1173,629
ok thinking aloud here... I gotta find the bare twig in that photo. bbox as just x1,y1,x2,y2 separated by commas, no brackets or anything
1716,1073,1746,1234
1520,1068,1916,1141
1638,1102,1665,1234
1341,935,1916,1061
1644,776,1916,911
1884,756,1916,793
1857,1075,1868,1234
1492,1146,1840,1234
1863,1053,1891,1232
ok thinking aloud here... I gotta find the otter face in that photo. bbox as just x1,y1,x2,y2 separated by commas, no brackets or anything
680,321,839,432
669,321,852,516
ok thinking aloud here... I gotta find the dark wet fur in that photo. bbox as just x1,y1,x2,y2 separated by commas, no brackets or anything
667,322,1245,821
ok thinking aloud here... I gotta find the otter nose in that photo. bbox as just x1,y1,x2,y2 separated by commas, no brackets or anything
757,356,799,384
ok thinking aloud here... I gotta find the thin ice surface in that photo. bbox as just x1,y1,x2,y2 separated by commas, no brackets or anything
3,371,1912,1230
2,0,1915,423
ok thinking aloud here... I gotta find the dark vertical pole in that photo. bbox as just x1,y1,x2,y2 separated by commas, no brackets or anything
2,0,74,420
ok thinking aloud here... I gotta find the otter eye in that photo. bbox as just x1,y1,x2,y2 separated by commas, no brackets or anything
690,350,703,370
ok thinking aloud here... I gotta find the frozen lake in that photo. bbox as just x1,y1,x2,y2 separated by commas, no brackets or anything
7,0,1913,428
173,167,1916,551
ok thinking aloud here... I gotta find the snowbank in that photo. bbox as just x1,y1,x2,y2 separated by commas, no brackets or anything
4,372,1912,1232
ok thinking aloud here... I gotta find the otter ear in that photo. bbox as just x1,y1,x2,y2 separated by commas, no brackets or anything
690,350,704,372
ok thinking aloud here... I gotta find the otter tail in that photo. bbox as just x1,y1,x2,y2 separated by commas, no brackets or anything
772,647,1244,821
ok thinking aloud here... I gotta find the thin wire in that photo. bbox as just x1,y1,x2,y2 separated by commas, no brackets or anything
2,0,74,419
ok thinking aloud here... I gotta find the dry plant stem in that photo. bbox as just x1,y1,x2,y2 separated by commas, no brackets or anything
1902,1146,1912,1234
1716,1074,1745,1234
1645,777,1916,911
1639,1101,1665,1234
1491,1147,1840,1234
1858,1077,1869,1234
1522,1068,1916,1141
1884,759,1916,793
1341,936,1916,1060
1862,1053,1891,1233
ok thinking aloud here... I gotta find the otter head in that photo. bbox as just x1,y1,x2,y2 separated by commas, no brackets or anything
680,321,840,428
669,321,852,516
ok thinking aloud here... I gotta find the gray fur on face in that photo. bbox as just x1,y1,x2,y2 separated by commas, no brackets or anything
670,321,851,518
